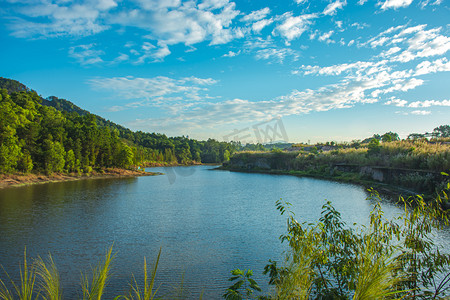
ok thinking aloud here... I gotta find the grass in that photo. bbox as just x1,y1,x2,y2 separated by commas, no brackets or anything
121,248,161,300
0,249,36,300
81,246,114,300
35,255,61,300
352,238,405,300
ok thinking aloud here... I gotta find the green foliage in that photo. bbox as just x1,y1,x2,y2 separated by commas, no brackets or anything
381,131,400,143
17,150,33,173
433,125,450,138
367,138,381,155
264,187,450,300
44,139,66,174
223,150,231,161
223,269,261,300
116,144,134,169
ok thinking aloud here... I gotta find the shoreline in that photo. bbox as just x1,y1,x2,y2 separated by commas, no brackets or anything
0,168,161,190
216,166,421,199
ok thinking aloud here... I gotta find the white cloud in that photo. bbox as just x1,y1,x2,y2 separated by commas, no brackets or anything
8,0,114,38
198,0,229,10
272,12,318,44
351,22,369,30
380,46,402,57
112,53,129,63
415,58,450,75
255,48,299,63
410,110,431,115
68,44,104,65
364,25,450,64
252,18,274,33
88,75,218,104
244,36,275,50
392,27,450,63
323,0,347,16
408,99,450,108
318,30,334,43
241,7,271,22
7,0,242,60
384,97,408,107
222,50,241,57
358,0,368,4
135,42,171,63
419,0,442,8
295,0,308,4
379,0,413,10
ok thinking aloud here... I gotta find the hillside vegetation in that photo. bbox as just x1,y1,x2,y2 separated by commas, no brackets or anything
0,78,237,175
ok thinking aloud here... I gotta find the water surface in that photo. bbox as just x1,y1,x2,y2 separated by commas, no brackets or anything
0,166,448,298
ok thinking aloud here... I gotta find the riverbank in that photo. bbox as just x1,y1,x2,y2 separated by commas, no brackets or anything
223,150,449,197
0,167,160,189
217,165,425,199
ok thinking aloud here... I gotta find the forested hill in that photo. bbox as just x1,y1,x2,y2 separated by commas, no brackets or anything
0,77,132,136
0,77,237,174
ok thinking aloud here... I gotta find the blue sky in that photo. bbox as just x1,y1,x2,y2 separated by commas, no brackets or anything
1,0,449,143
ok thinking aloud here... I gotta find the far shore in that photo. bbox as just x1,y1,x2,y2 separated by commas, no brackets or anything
216,166,421,199
0,167,161,190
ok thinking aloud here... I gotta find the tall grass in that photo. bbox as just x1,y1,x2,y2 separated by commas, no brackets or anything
352,238,404,300
81,246,114,300
0,249,36,300
121,248,161,300
35,255,61,300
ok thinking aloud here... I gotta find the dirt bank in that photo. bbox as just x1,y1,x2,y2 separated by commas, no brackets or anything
0,168,160,189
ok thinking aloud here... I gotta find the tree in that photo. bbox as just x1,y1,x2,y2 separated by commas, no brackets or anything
43,138,66,174
116,144,134,168
223,150,231,162
65,149,76,173
0,135,21,172
433,125,450,138
381,131,399,142
367,138,381,155
17,150,33,173
408,133,425,140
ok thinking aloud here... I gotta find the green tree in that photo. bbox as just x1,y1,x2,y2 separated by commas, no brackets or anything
65,149,76,173
432,125,450,138
116,144,134,168
367,138,381,155
381,131,399,142
17,150,33,173
44,138,66,174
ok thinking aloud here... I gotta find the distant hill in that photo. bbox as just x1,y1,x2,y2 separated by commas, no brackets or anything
0,77,31,93
0,77,130,135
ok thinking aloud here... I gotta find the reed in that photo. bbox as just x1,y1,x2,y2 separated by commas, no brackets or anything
35,255,61,300
352,239,405,300
0,249,37,300
81,246,114,300
120,248,161,300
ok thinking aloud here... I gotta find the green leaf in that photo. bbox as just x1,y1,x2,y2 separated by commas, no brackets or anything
231,269,243,276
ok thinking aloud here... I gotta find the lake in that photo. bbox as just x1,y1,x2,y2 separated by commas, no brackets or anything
0,165,448,298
